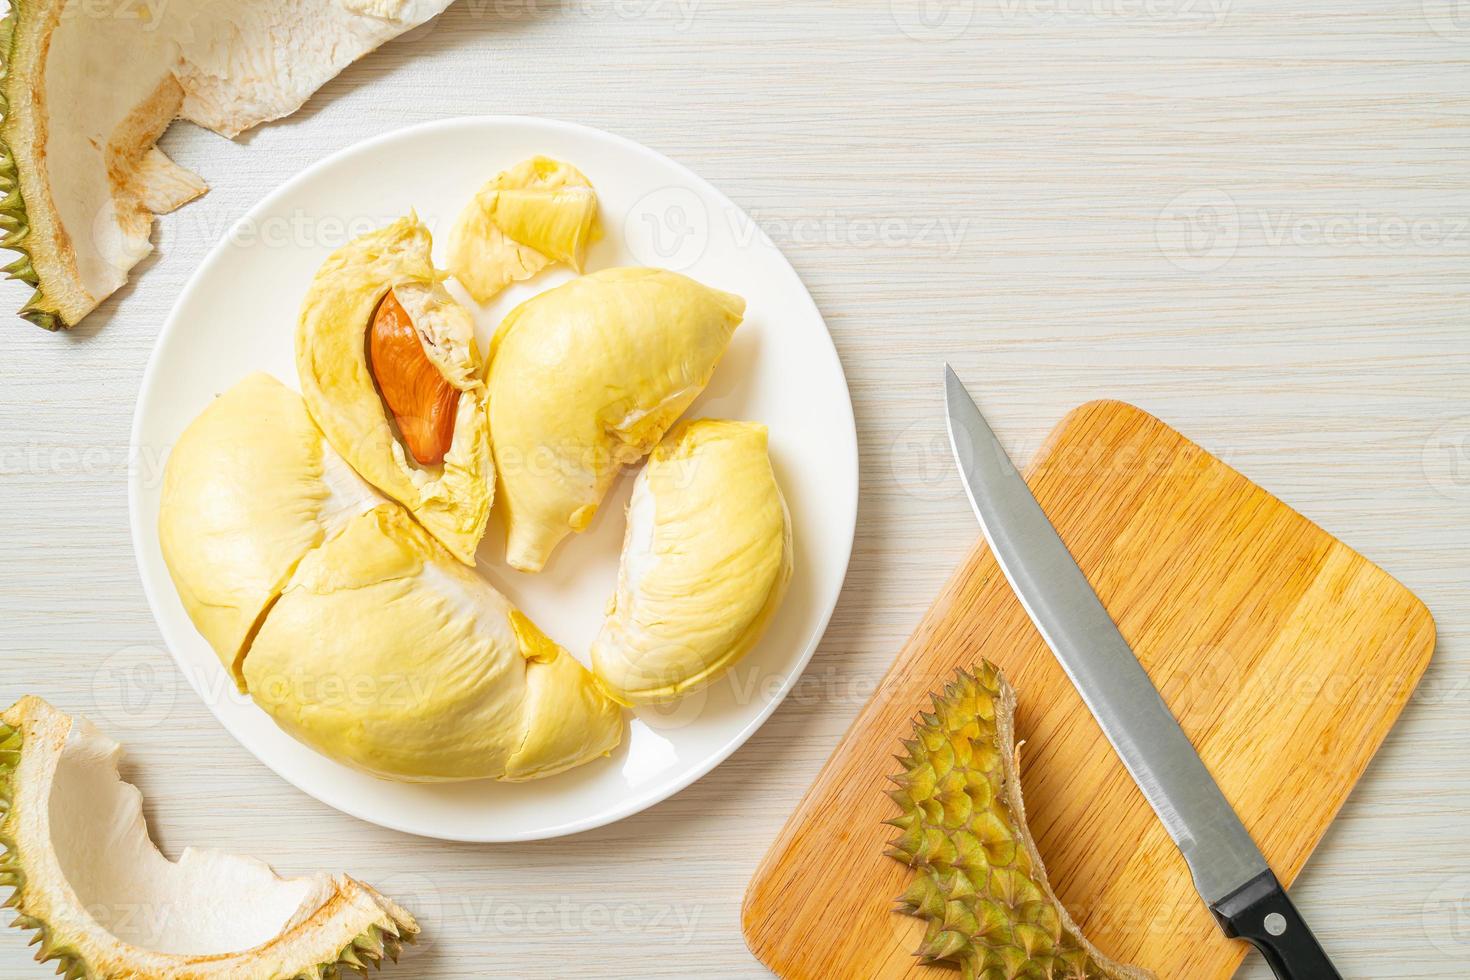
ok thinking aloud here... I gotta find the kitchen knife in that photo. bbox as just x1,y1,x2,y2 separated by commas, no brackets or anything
943,366,1342,980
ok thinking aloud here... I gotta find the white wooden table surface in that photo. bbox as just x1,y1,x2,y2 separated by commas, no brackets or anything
1,3,1467,977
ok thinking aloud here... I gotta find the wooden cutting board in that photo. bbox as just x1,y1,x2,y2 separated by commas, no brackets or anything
743,400,1434,980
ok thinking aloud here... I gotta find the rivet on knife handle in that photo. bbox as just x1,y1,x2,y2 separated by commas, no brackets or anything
1211,870,1342,980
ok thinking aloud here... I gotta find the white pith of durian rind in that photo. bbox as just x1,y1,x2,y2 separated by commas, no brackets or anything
158,373,623,783
158,372,384,689
592,419,793,706
297,215,494,566
242,504,623,782
0,0,452,330
488,268,746,573
0,696,418,977
446,156,602,305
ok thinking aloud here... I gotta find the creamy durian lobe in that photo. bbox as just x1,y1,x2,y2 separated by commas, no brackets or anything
487,267,746,572
591,419,793,705
296,215,493,565
447,156,602,304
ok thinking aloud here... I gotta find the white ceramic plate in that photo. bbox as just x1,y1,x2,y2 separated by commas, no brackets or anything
129,116,857,841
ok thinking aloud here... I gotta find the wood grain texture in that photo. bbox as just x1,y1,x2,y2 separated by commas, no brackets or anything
743,400,1435,979
0,1,1467,977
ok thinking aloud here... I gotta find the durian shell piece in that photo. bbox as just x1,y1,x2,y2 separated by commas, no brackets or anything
886,664,1156,980
0,0,452,330
297,215,494,565
0,3,51,329
488,267,745,572
0,0,195,331
446,156,602,304
591,419,793,705
0,696,419,979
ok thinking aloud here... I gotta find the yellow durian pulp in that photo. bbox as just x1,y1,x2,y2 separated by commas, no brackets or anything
158,372,380,687
487,268,746,572
297,215,493,565
592,420,793,705
447,156,602,303
158,374,623,782
244,505,622,782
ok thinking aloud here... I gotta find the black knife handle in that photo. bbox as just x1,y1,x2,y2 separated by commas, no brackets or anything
1210,870,1342,980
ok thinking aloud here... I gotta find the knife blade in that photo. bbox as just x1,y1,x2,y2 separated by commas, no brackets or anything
943,365,1341,980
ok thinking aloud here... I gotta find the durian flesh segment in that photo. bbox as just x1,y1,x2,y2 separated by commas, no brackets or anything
592,419,793,705
391,280,482,392
488,267,746,572
447,156,602,304
0,696,418,977
158,372,382,687
297,215,493,565
504,613,630,781
158,373,620,783
243,504,624,782
886,664,1155,980
1,0,451,329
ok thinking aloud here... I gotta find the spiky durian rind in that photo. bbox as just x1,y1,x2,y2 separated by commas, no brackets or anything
0,697,419,979
0,2,64,332
885,663,1155,980
0,713,89,978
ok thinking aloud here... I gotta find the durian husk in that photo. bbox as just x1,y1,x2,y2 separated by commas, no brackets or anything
0,696,419,979
886,664,1155,980
0,0,452,331
0,0,70,331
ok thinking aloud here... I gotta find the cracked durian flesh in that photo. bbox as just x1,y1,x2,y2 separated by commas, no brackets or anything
886,664,1155,980
592,420,792,705
158,372,381,688
244,504,623,782
447,156,601,304
159,373,623,783
297,215,494,565
0,696,418,977
0,0,452,329
488,268,746,572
